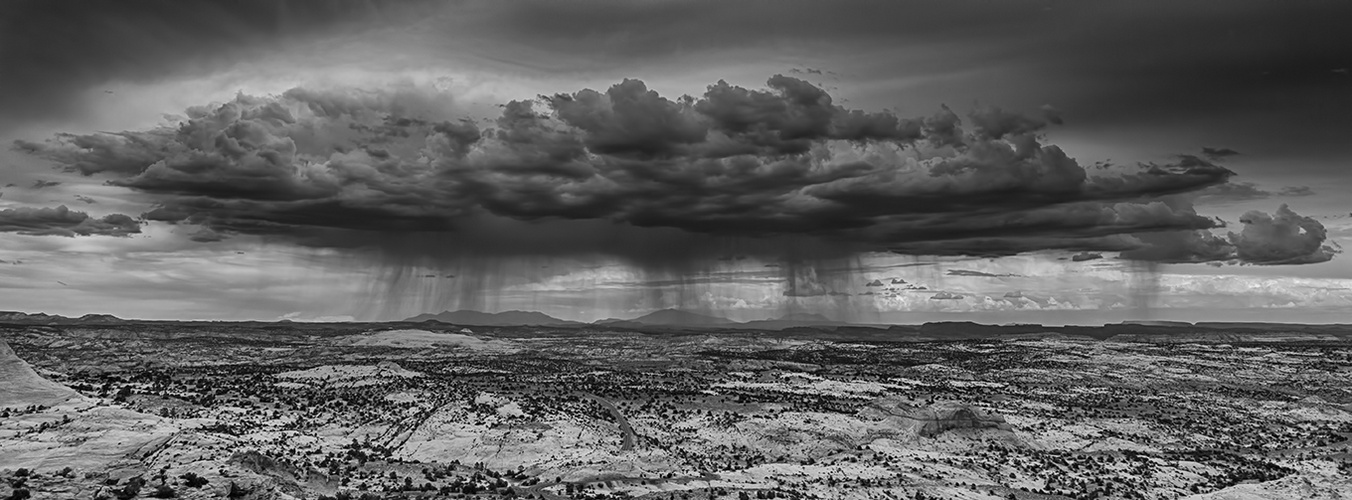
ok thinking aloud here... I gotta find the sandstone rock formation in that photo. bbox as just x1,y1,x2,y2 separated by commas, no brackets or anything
909,403,1013,437
0,340,84,408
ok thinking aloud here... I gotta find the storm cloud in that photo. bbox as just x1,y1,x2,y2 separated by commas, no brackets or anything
14,76,1330,268
0,205,141,237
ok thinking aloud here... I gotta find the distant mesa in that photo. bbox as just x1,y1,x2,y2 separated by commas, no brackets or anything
946,269,1018,278
1071,252,1104,262
403,310,578,326
1119,320,1195,328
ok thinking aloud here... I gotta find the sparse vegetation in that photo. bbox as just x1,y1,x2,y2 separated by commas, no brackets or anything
3,322,1352,499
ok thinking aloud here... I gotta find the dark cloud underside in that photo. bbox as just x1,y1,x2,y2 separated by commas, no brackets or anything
16,76,1335,267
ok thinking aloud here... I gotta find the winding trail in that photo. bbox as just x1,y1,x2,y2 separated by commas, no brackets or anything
582,392,636,451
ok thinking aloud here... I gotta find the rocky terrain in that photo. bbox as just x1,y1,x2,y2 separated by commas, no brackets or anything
2,321,1351,499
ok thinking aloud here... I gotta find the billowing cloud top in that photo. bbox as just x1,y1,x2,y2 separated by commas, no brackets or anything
12,76,1336,267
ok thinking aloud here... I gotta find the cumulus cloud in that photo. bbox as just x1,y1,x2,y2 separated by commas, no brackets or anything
17,76,1325,267
1232,204,1340,265
0,205,141,237
1122,204,1338,265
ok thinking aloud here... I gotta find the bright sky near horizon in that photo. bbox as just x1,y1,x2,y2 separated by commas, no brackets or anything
2,0,1351,323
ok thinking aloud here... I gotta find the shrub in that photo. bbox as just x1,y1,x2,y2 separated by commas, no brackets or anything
179,473,209,488
114,477,145,500
149,485,176,498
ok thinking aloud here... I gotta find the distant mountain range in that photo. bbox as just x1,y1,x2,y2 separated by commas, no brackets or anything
407,308,843,329
6,310,1352,342
0,311,125,325
740,312,846,330
404,310,580,326
594,309,737,328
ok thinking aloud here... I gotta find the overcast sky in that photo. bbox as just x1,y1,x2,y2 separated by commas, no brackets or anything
2,0,1350,323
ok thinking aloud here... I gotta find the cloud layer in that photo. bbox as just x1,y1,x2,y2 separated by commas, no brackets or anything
0,205,140,237
0,0,437,129
14,76,1332,267
1196,181,1316,204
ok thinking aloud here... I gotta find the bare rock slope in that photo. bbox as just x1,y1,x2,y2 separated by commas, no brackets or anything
0,340,84,408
